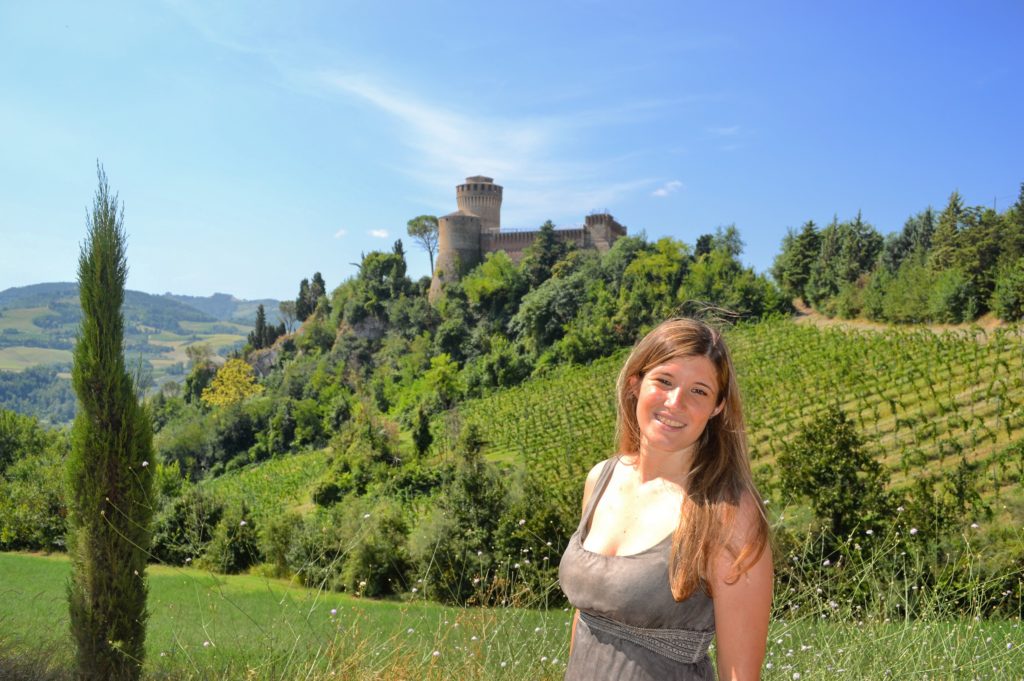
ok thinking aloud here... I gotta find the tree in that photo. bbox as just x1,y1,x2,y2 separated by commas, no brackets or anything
296,278,312,322
771,221,820,302
201,358,264,407
407,215,439,274
777,406,889,540
278,300,297,333
248,304,268,349
520,220,569,288
929,191,965,270
66,165,154,681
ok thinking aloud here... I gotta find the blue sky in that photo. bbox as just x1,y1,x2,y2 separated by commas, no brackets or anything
1,1,1021,301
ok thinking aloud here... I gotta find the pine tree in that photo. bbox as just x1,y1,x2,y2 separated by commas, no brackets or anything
296,278,311,322
248,304,267,349
929,191,965,270
66,165,154,681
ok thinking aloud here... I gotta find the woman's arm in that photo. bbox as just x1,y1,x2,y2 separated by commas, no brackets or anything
711,496,773,681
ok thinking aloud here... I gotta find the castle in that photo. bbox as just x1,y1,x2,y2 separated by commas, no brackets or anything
429,176,627,300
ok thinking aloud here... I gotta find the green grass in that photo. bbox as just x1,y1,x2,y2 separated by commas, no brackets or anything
0,552,571,680
2,551,1021,679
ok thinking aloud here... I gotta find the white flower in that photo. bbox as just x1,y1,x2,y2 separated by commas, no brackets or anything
330,608,337,616
518,519,526,526
910,528,918,535
971,522,980,529
239,520,247,526
203,641,211,648
363,513,371,519
514,563,520,569
141,461,149,467
865,529,873,535
471,636,478,641
541,656,548,662
432,651,440,657
896,505,904,512
500,661,507,668
822,559,831,566
407,628,414,634
359,581,367,588
411,587,418,593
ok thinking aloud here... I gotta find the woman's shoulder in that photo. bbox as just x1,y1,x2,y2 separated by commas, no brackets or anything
580,456,621,512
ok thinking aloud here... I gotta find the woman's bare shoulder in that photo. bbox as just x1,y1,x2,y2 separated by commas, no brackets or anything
580,457,618,513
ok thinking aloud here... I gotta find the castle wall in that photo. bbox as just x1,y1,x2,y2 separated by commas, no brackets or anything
430,177,627,301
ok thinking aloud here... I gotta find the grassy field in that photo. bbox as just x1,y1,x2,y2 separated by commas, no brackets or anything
0,347,73,371
2,551,1021,679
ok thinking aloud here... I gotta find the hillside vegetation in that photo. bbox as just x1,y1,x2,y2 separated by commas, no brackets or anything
0,283,277,421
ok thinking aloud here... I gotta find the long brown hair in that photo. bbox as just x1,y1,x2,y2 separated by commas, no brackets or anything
615,317,769,601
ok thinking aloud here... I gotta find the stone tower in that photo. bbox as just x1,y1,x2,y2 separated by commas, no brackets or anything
429,177,504,301
456,176,502,233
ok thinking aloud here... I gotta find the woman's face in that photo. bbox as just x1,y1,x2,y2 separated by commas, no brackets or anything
633,354,723,457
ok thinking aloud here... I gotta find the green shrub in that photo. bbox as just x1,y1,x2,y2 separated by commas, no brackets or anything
202,501,261,574
151,485,223,565
990,257,1024,321
928,267,978,322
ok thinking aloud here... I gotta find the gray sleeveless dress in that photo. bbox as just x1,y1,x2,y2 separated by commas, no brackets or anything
559,457,716,680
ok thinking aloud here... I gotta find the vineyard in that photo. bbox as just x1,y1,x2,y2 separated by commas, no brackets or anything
434,317,1024,523
197,318,1024,530
201,448,329,522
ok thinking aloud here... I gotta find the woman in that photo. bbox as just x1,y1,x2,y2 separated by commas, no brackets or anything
559,318,772,680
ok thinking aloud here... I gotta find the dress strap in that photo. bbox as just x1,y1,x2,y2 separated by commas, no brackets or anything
578,456,620,535
579,610,714,665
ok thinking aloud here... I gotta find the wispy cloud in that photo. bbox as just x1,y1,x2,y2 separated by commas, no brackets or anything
312,72,657,225
333,228,347,239
369,229,389,238
708,125,740,137
652,180,683,198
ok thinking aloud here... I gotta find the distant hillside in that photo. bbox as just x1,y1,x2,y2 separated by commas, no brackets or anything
162,292,281,325
0,282,276,420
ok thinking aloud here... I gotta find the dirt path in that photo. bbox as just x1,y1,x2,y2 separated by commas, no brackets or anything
791,299,1007,335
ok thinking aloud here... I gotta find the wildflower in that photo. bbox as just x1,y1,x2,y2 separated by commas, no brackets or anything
1008,643,1014,650
865,529,873,535
407,628,414,634
141,461,149,467
473,577,480,584
432,651,440,657
363,513,371,519
822,559,831,567
330,608,338,616
500,661,507,668
518,519,526,526
412,587,418,593
896,505,904,512
239,520,247,526
203,641,211,648
910,528,918,535
185,557,192,563
534,627,542,633
553,658,559,664
514,563,520,569
359,581,367,588
541,656,548,662
970,522,979,529
471,636,478,641
793,673,801,679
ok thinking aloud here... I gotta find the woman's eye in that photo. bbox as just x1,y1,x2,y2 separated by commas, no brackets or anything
692,388,708,396
656,378,671,387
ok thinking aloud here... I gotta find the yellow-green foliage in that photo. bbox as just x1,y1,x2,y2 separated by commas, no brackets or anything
201,358,263,407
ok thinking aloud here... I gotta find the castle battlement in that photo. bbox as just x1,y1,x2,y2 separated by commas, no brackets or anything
429,176,626,301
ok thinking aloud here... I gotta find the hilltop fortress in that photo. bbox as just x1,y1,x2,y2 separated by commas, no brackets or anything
429,176,627,299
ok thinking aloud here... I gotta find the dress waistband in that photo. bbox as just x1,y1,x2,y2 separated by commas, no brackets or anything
579,610,714,665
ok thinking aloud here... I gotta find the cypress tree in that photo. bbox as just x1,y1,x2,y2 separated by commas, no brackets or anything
66,165,154,681
249,303,267,349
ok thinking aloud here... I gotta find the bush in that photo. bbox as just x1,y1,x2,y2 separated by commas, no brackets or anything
151,485,224,565
990,257,1024,321
260,511,303,578
928,267,978,323
202,501,261,574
